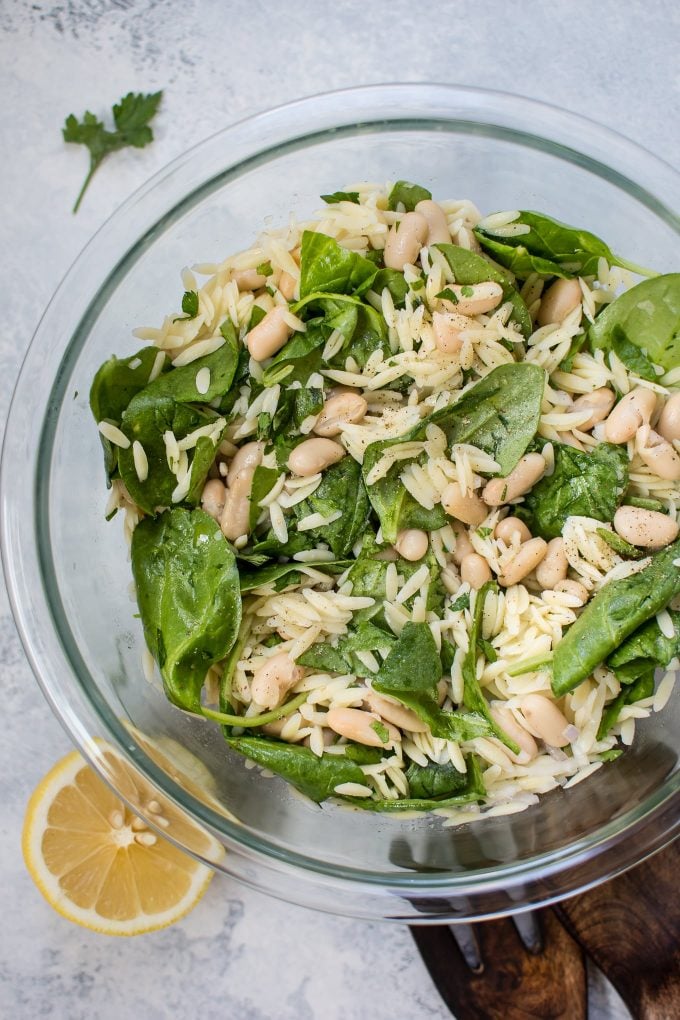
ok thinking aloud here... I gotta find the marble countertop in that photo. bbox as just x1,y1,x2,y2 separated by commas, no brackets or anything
1,2,677,1016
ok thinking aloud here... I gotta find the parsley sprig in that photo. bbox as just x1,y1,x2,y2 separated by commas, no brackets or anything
63,91,163,213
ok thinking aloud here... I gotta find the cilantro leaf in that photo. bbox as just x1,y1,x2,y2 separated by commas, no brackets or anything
63,90,163,212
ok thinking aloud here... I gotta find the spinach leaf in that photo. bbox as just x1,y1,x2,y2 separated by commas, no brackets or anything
131,508,242,712
608,331,658,382
90,346,169,480
299,231,377,298
587,274,680,371
405,759,468,800
552,537,680,695
470,233,574,281
347,553,445,626
272,387,324,437
226,737,366,803
321,190,360,204
387,180,432,211
475,210,655,278
293,293,391,371
351,755,486,812
292,456,371,558
461,582,520,753
297,643,352,674
429,362,545,474
435,243,533,338
362,363,545,542
339,621,397,655
373,622,492,742
371,268,409,308
607,610,680,683
239,558,349,594
247,465,280,531
520,442,629,540
597,668,655,739
261,321,327,387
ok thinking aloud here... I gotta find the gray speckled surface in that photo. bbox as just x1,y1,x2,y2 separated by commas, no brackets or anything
1,1,677,1016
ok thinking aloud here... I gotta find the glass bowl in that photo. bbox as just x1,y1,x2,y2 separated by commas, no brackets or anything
2,84,679,922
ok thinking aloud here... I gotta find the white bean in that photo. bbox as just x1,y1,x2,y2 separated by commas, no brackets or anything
364,692,428,733
314,392,368,437
535,537,568,590
432,311,472,354
613,506,679,550
441,482,488,526
637,427,680,481
394,529,429,562
604,387,657,444
247,306,293,362
498,537,548,587
657,392,680,443
383,211,429,270
278,271,297,301
201,478,226,521
451,521,474,566
460,553,492,589
520,694,571,747
537,277,582,326
288,438,345,477
221,440,264,541
490,704,538,763
326,708,399,747
442,281,504,317
494,516,532,545
571,387,616,431
414,199,451,245
251,652,304,710
232,268,267,292
482,454,546,506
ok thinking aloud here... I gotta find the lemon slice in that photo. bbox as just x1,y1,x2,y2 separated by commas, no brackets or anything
22,747,218,936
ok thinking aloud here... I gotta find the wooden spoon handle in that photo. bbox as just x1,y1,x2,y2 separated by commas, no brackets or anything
555,840,680,1020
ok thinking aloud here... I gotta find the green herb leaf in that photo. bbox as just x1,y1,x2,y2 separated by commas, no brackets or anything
321,191,360,204
371,720,390,744
131,508,241,712
256,261,273,276
63,90,162,213
450,592,470,612
173,290,199,323
436,287,459,304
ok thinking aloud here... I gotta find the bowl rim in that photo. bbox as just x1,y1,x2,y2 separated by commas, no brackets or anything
2,82,679,915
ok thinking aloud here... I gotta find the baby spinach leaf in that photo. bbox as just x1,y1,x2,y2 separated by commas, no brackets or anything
373,622,492,742
387,180,432,211
588,274,680,371
405,758,468,800
272,387,324,437
470,233,573,280
131,508,241,712
351,755,486,812
347,553,445,627
292,456,371,558
248,465,280,530
119,400,225,514
297,643,351,674
552,537,680,696
261,322,327,387
362,363,544,542
343,744,382,765
299,231,377,298
226,737,367,803
239,559,348,594
596,527,645,560
321,190,360,204
371,268,409,308
293,292,391,371
140,333,240,404
339,621,397,655
429,362,545,474
597,668,655,739
90,346,169,481
608,331,658,382
475,210,655,278
520,442,629,540
435,243,533,337
607,610,680,683
461,582,520,753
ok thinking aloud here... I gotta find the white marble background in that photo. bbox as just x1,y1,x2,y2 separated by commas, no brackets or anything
1,1,677,1017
